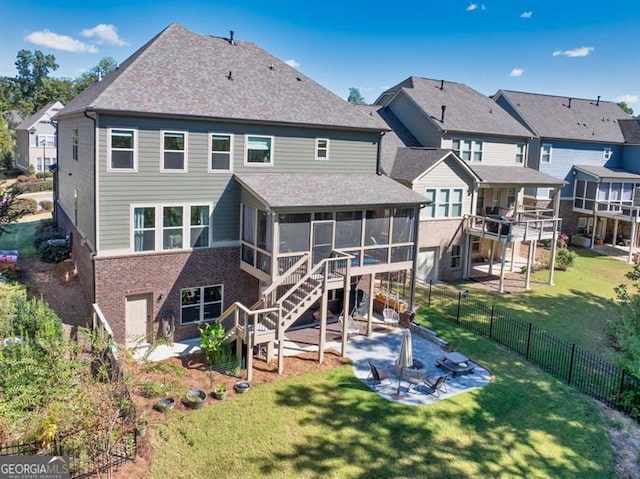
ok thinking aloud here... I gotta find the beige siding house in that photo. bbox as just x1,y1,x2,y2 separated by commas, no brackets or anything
14,101,63,172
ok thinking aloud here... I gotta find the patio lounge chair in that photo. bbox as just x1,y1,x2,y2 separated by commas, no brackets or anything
367,361,392,386
408,374,449,397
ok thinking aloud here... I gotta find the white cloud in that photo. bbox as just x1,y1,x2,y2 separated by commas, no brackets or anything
284,59,299,69
552,46,594,58
616,94,639,104
520,11,533,18
509,68,524,77
481,4,487,10
466,3,478,11
25,29,97,53
81,24,128,46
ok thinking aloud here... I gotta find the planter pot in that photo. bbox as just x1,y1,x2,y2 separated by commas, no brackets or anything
214,391,227,401
154,397,175,412
183,389,206,409
234,381,251,394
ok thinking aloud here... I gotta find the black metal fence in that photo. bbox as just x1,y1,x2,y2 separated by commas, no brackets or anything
424,282,640,419
0,347,137,478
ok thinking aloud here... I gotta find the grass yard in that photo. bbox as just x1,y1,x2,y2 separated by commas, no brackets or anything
427,248,633,355
0,219,39,256
146,318,613,479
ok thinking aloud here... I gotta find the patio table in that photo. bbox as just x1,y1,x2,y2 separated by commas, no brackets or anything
436,351,475,377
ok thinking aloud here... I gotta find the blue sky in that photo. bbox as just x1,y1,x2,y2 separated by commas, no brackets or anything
1,0,639,107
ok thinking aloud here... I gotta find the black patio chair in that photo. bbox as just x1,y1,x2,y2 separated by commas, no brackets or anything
367,361,391,386
409,374,449,397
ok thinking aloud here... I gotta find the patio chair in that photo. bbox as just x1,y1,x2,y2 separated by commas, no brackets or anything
367,361,392,386
339,314,360,339
408,374,449,397
382,308,400,327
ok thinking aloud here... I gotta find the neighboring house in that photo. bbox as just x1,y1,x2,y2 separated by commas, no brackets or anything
373,78,564,291
14,101,63,172
53,23,425,377
493,90,631,234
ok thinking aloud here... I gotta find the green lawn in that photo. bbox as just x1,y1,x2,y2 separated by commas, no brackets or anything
0,220,39,256
146,320,613,479
424,248,632,355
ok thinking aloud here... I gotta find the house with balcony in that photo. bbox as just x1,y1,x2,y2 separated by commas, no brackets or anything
493,90,631,235
53,23,425,378
373,78,564,292
14,101,63,172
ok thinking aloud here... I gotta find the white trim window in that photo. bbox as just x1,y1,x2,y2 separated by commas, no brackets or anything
109,129,137,171
315,138,329,160
541,143,552,163
36,157,54,172
180,285,223,324
210,133,233,172
451,245,462,269
422,188,464,219
190,205,210,248
603,147,613,161
163,206,184,249
133,207,156,252
36,134,55,147
72,129,79,161
162,131,187,172
421,189,437,219
453,139,483,162
515,143,525,164
245,135,273,165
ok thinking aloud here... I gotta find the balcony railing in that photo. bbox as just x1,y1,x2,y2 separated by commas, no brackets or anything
466,212,561,242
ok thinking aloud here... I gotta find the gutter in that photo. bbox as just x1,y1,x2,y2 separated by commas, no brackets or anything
83,109,98,302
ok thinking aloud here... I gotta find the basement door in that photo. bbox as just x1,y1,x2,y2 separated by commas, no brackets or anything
416,247,438,283
125,293,152,347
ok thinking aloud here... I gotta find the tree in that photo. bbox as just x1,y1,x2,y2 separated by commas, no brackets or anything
347,87,366,105
75,57,118,91
12,50,59,115
618,101,634,116
0,187,23,236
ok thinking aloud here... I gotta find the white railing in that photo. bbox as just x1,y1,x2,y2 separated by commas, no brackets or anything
465,214,561,242
92,303,115,338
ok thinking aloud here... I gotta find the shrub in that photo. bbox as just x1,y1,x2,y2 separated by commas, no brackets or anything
38,239,70,263
37,218,55,232
8,197,37,216
36,171,53,179
0,262,20,282
1,151,13,170
34,228,65,248
555,245,576,270
3,168,21,178
26,164,36,177
39,200,53,211
11,179,52,194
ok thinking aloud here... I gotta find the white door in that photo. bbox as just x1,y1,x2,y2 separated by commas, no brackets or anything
417,247,438,283
126,294,151,347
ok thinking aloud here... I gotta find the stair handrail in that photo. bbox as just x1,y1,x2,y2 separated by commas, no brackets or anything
261,253,310,305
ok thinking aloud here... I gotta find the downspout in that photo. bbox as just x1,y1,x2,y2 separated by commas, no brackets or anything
83,110,97,302
376,131,385,176
408,205,421,318
51,119,59,227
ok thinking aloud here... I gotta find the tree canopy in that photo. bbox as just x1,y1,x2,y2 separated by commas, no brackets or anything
347,87,366,105
618,101,634,116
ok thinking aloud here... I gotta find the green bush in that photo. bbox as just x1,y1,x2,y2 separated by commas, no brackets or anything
9,197,38,216
555,246,576,270
3,168,21,178
36,171,53,179
26,164,36,177
199,322,233,366
38,218,55,232
11,180,53,194
38,239,70,263
34,228,65,248
39,200,53,211
1,151,13,170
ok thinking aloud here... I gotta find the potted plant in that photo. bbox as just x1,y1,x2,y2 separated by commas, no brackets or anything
153,397,175,412
234,381,251,394
213,384,227,400
183,388,206,409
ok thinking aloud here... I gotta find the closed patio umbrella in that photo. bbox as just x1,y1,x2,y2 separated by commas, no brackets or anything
395,328,413,394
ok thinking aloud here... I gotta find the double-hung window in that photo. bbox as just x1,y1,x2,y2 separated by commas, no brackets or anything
315,139,329,160
109,129,136,170
422,188,463,219
453,139,483,162
163,206,183,249
37,134,55,147
210,133,232,171
515,143,524,163
180,285,223,324
451,245,462,269
422,189,436,219
162,131,187,171
133,207,156,252
190,205,210,248
541,144,552,163
72,129,78,161
246,135,273,165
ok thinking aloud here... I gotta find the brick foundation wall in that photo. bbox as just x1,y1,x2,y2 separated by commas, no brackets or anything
94,247,258,344
57,208,95,306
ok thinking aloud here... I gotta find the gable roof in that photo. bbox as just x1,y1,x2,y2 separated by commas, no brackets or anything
390,148,477,183
377,77,533,138
234,173,426,209
620,119,640,144
16,101,64,130
573,165,640,182
495,90,630,143
57,23,382,132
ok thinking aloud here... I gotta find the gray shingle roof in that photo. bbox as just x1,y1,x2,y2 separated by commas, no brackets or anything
379,77,533,138
620,119,640,144
16,101,64,130
496,90,630,143
57,23,382,131
574,165,640,181
471,165,565,186
234,173,426,208
390,148,462,183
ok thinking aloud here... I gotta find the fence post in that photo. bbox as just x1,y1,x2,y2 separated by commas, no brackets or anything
456,292,461,324
489,306,494,339
525,323,532,360
567,344,576,385
619,371,626,403
428,280,432,308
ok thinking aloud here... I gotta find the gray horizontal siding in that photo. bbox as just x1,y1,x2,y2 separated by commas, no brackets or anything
388,94,441,147
97,115,378,251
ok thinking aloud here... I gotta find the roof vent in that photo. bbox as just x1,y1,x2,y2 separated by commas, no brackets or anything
229,30,235,45
440,79,444,90
268,64,274,70
596,95,601,106
568,98,572,108
489,108,493,114
296,76,302,81
227,71,233,80
441,105,447,122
